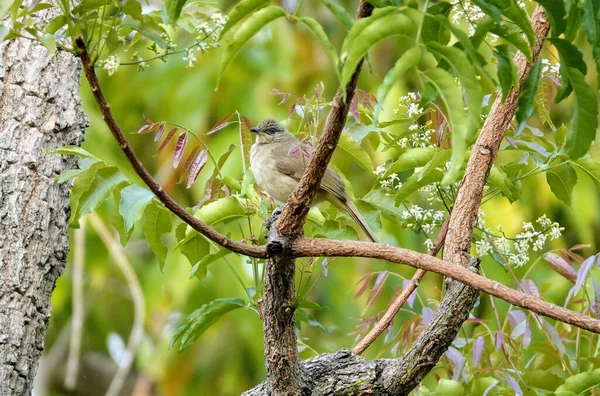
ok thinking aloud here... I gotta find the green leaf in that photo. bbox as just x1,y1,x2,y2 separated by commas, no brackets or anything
119,184,155,232
535,0,566,35
39,33,57,54
395,168,444,204
70,165,127,227
581,0,600,85
45,15,67,34
55,168,86,183
422,67,468,185
320,0,353,30
217,5,286,87
546,162,578,206
488,166,520,202
72,0,111,15
433,379,464,395
565,68,599,159
427,43,483,141
362,189,404,221
194,196,246,226
142,200,172,271
549,38,587,75
374,46,422,122
336,133,372,172
502,0,535,46
341,7,397,56
170,298,246,350
316,219,360,240
340,11,415,87
189,249,232,279
554,369,600,395
69,162,108,227
297,309,328,332
121,15,167,48
493,44,518,102
220,0,270,38
53,145,98,159
180,234,210,277
298,17,338,73
384,147,439,177
515,60,542,134
573,158,600,188
111,183,133,246
491,23,531,62
421,3,452,45
163,0,190,25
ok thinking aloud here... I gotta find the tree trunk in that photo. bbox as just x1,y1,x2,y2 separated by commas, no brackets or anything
0,32,87,395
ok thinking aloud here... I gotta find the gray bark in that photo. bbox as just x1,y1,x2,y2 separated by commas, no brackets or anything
0,33,87,395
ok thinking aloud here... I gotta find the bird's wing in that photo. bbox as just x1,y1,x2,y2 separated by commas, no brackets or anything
272,142,347,201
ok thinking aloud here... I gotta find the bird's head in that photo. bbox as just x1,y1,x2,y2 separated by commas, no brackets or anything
250,118,293,144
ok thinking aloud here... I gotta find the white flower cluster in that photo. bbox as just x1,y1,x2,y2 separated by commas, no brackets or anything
401,205,446,249
393,92,435,149
541,58,561,77
100,55,120,76
130,52,148,71
475,211,564,267
183,12,228,67
450,0,486,33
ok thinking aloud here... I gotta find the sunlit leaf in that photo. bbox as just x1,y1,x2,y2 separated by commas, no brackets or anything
395,168,444,205
217,6,286,87
189,248,232,279
554,369,600,394
320,0,353,30
488,166,521,202
546,162,578,205
121,15,167,48
298,17,339,73
336,133,372,172
573,158,600,189
543,252,577,282
221,0,270,38
119,184,155,232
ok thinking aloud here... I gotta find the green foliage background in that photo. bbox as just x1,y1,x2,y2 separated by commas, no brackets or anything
30,0,600,394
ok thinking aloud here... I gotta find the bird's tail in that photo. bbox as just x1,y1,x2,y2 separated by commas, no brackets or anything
340,199,378,243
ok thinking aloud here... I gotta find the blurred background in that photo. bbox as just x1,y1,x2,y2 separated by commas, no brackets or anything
36,0,600,395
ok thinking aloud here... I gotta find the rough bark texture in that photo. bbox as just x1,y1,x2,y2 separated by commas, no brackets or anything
0,35,87,395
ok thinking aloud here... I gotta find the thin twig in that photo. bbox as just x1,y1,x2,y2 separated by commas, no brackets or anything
353,217,450,355
88,214,145,396
64,218,86,389
75,37,266,259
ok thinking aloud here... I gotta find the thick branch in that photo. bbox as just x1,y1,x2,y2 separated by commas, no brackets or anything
276,1,374,236
75,37,267,259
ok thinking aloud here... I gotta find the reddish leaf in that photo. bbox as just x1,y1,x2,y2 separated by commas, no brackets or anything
143,114,153,124
472,336,484,367
570,244,591,251
271,88,286,95
207,114,235,134
494,331,503,351
315,82,324,99
565,249,584,263
354,273,373,300
154,123,166,142
592,279,600,318
173,133,188,168
278,93,290,105
137,123,159,134
350,93,360,122
289,102,297,117
365,271,388,309
186,150,208,188
544,252,577,282
520,280,540,297
241,115,252,130
158,128,177,152
179,146,200,183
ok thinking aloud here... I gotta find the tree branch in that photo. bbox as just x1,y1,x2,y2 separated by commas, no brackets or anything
352,217,449,355
75,37,267,259
276,0,374,236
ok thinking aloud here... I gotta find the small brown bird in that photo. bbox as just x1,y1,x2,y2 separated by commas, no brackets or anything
249,118,377,242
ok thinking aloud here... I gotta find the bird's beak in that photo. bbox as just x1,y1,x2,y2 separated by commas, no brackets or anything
250,127,260,133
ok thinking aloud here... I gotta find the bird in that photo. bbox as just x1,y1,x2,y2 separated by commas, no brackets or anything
249,118,378,242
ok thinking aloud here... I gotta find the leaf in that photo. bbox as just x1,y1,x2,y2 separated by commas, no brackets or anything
581,0,600,85
384,147,439,177
70,165,126,227
341,11,416,88
180,233,210,277
111,183,133,246
119,184,155,232
142,200,172,271
158,128,177,151
121,15,167,48
554,369,600,395
422,67,468,185
515,60,542,134
362,189,404,221
186,150,208,188
520,279,540,297
420,3,452,45
154,124,165,141
427,42,483,141
544,252,577,282
546,162,578,205
137,123,159,134
239,114,252,168
320,0,353,30
45,15,67,34
336,133,372,172
573,158,600,189
488,166,520,202
173,132,188,168
568,255,597,300
220,0,270,38
493,44,518,102
341,7,397,55
163,0,190,25
297,309,328,332
54,145,98,159
189,249,232,279
179,146,201,183
298,17,338,73
194,196,246,226
444,348,466,382
505,374,522,396
548,38,587,76
535,0,566,35
395,169,444,204
565,68,599,159
374,46,422,122
170,298,246,350
472,336,485,368
208,114,235,134
217,6,286,87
